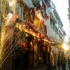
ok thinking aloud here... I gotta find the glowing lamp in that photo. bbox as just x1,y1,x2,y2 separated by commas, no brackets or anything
9,1,13,7
62,43,69,51
8,13,13,20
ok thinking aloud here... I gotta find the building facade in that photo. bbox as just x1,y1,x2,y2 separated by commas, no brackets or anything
45,1,66,68
0,0,66,70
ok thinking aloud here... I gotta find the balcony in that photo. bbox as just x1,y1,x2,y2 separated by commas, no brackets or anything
47,25,62,43
50,9,57,23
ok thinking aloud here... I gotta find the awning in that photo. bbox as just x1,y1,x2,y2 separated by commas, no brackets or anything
23,0,34,8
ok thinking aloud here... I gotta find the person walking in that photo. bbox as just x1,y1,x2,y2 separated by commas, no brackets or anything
57,58,61,70
62,57,66,70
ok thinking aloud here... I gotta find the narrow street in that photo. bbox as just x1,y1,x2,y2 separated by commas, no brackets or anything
0,0,70,70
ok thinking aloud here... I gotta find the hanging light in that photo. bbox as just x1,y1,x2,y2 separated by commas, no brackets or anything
8,12,13,20
9,1,14,7
62,43,69,51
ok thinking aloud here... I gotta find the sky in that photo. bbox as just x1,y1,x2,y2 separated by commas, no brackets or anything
52,0,70,42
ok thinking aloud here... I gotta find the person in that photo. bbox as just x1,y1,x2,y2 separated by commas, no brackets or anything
68,58,70,70
62,57,66,70
57,59,61,70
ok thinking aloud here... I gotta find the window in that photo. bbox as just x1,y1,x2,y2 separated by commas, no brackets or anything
42,1,46,13
16,3,23,20
50,19,54,29
55,27,58,34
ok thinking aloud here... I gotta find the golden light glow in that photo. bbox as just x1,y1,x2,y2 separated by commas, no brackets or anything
8,13,13,20
0,49,1,57
9,1,13,7
4,12,13,26
62,43,69,51
0,50,1,59
35,10,43,20
32,33,36,36
9,0,16,7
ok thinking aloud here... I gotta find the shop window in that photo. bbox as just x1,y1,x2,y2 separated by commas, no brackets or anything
13,32,34,69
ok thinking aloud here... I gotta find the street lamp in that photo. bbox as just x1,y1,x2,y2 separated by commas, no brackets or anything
62,43,69,51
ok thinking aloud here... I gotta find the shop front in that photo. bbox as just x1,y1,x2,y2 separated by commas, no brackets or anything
10,19,53,70
1,1,55,70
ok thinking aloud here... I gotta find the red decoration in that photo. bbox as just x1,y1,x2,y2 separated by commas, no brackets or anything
38,33,41,38
45,16,49,20
17,40,28,48
41,35,44,39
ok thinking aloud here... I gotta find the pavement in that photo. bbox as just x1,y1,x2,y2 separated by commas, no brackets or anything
66,62,69,70
57,62,69,70
35,64,69,70
36,62,70,70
